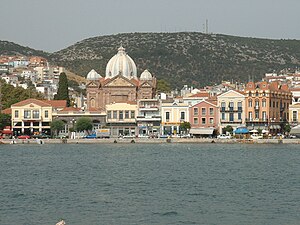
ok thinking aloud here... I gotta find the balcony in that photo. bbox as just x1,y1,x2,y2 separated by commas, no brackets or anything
136,115,162,121
220,107,243,112
139,105,159,111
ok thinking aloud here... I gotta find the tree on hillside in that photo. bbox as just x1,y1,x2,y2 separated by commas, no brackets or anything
55,72,70,106
0,113,11,130
157,79,171,93
0,80,43,109
50,119,65,136
75,117,93,133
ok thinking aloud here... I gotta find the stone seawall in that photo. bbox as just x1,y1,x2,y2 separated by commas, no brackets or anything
2,138,300,144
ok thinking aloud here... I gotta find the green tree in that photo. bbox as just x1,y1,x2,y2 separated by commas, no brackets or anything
50,119,65,136
179,121,191,134
282,123,291,134
0,113,11,130
157,79,171,93
55,72,70,106
75,117,93,133
222,125,233,134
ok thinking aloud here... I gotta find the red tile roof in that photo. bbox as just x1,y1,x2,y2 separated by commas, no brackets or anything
1,108,12,114
60,107,81,112
43,100,67,108
12,99,51,107
189,92,210,98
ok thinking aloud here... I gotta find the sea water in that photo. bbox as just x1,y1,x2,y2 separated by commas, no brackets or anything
0,143,299,225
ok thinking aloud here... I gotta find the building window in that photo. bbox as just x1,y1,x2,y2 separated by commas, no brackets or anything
166,112,170,122
131,111,135,118
33,110,39,119
221,113,225,120
193,108,198,116
238,112,242,120
255,110,259,119
201,108,206,116
255,100,259,107
249,112,253,121
293,111,297,122
248,100,252,107
107,111,112,119
229,113,234,122
14,110,19,118
209,118,214,124
209,108,214,116
24,110,31,119
193,117,198,124
119,111,123,120
113,111,117,119
238,102,242,111
202,118,206,124
262,99,266,107
45,110,48,118
180,112,185,120
229,102,234,111
262,111,267,121
90,98,95,108
125,111,129,119
221,102,226,111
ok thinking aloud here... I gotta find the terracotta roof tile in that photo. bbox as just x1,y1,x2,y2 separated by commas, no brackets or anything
1,108,12,114
60,107,81,112
12,98,51,107
43,100,67,108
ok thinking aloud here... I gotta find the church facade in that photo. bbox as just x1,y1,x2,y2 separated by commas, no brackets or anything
86,46,157,112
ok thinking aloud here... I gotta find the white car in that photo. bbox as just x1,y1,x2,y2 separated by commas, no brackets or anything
217,134,231,139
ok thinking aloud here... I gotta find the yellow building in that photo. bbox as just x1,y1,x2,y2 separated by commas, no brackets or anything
217,90,246,132
11,99,66,135
106,102,138,137
161,101,189,136
289,103,300,126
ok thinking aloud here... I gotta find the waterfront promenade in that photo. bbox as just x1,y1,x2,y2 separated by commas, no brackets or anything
1,137,300,144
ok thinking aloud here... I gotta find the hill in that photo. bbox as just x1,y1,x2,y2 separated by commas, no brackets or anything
50,32,300,88
0,40,49,58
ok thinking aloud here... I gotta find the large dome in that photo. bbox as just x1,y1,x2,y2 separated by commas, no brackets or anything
86,69,101,80
105,46,137,79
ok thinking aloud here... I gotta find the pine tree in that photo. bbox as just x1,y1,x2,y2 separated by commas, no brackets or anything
55,72,70,106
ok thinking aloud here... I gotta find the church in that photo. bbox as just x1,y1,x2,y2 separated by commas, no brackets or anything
86,45,157,112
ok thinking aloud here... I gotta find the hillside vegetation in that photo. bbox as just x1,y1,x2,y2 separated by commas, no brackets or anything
50,32,300,88
2,33,300,89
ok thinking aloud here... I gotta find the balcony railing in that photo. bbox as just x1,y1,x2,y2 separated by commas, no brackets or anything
220,108,243,112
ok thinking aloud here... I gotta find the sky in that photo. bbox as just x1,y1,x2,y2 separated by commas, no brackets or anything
1,0,299,52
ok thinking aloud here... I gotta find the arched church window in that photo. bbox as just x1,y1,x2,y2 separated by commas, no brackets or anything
90,98,95,108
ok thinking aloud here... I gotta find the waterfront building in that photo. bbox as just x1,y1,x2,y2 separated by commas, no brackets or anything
106,102,138,137
189,100,219,137
244,81,292,133
182,92,210,106
86,46,156,112
217,90,246,132
160,101,189,136
11,99,66,135
136,99,161,137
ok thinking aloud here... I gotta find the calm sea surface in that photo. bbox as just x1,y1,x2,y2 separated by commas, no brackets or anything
0,143,299,225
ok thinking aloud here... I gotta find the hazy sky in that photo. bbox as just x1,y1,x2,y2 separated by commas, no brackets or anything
1,0,299,52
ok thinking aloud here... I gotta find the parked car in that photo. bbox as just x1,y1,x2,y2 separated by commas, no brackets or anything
217,134,231,139
84,133,97,139
32,133,51,139
17,135,31,139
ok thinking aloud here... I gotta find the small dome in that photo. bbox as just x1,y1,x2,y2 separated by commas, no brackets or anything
105,45,137,79
87,69,101,80
140,69,152,80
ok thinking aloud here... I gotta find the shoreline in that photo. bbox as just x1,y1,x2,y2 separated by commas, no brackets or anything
1,138,300,144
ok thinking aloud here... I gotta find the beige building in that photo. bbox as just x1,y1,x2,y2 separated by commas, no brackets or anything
161,101,189,136
217,90,246,132
11,99,66,135
106,102,138,137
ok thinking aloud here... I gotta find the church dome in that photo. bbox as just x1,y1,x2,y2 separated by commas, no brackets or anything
105,45,137,79
86,69,101,80
140,69,152,80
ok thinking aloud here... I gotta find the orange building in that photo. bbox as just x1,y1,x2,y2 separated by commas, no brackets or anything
245,81,292,133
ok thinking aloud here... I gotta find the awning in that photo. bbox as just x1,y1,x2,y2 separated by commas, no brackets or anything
234,127,249,134
189,128,215,135
290,125,300,134
1,129,12,134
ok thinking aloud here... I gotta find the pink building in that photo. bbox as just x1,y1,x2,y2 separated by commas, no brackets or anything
189,100,219,137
